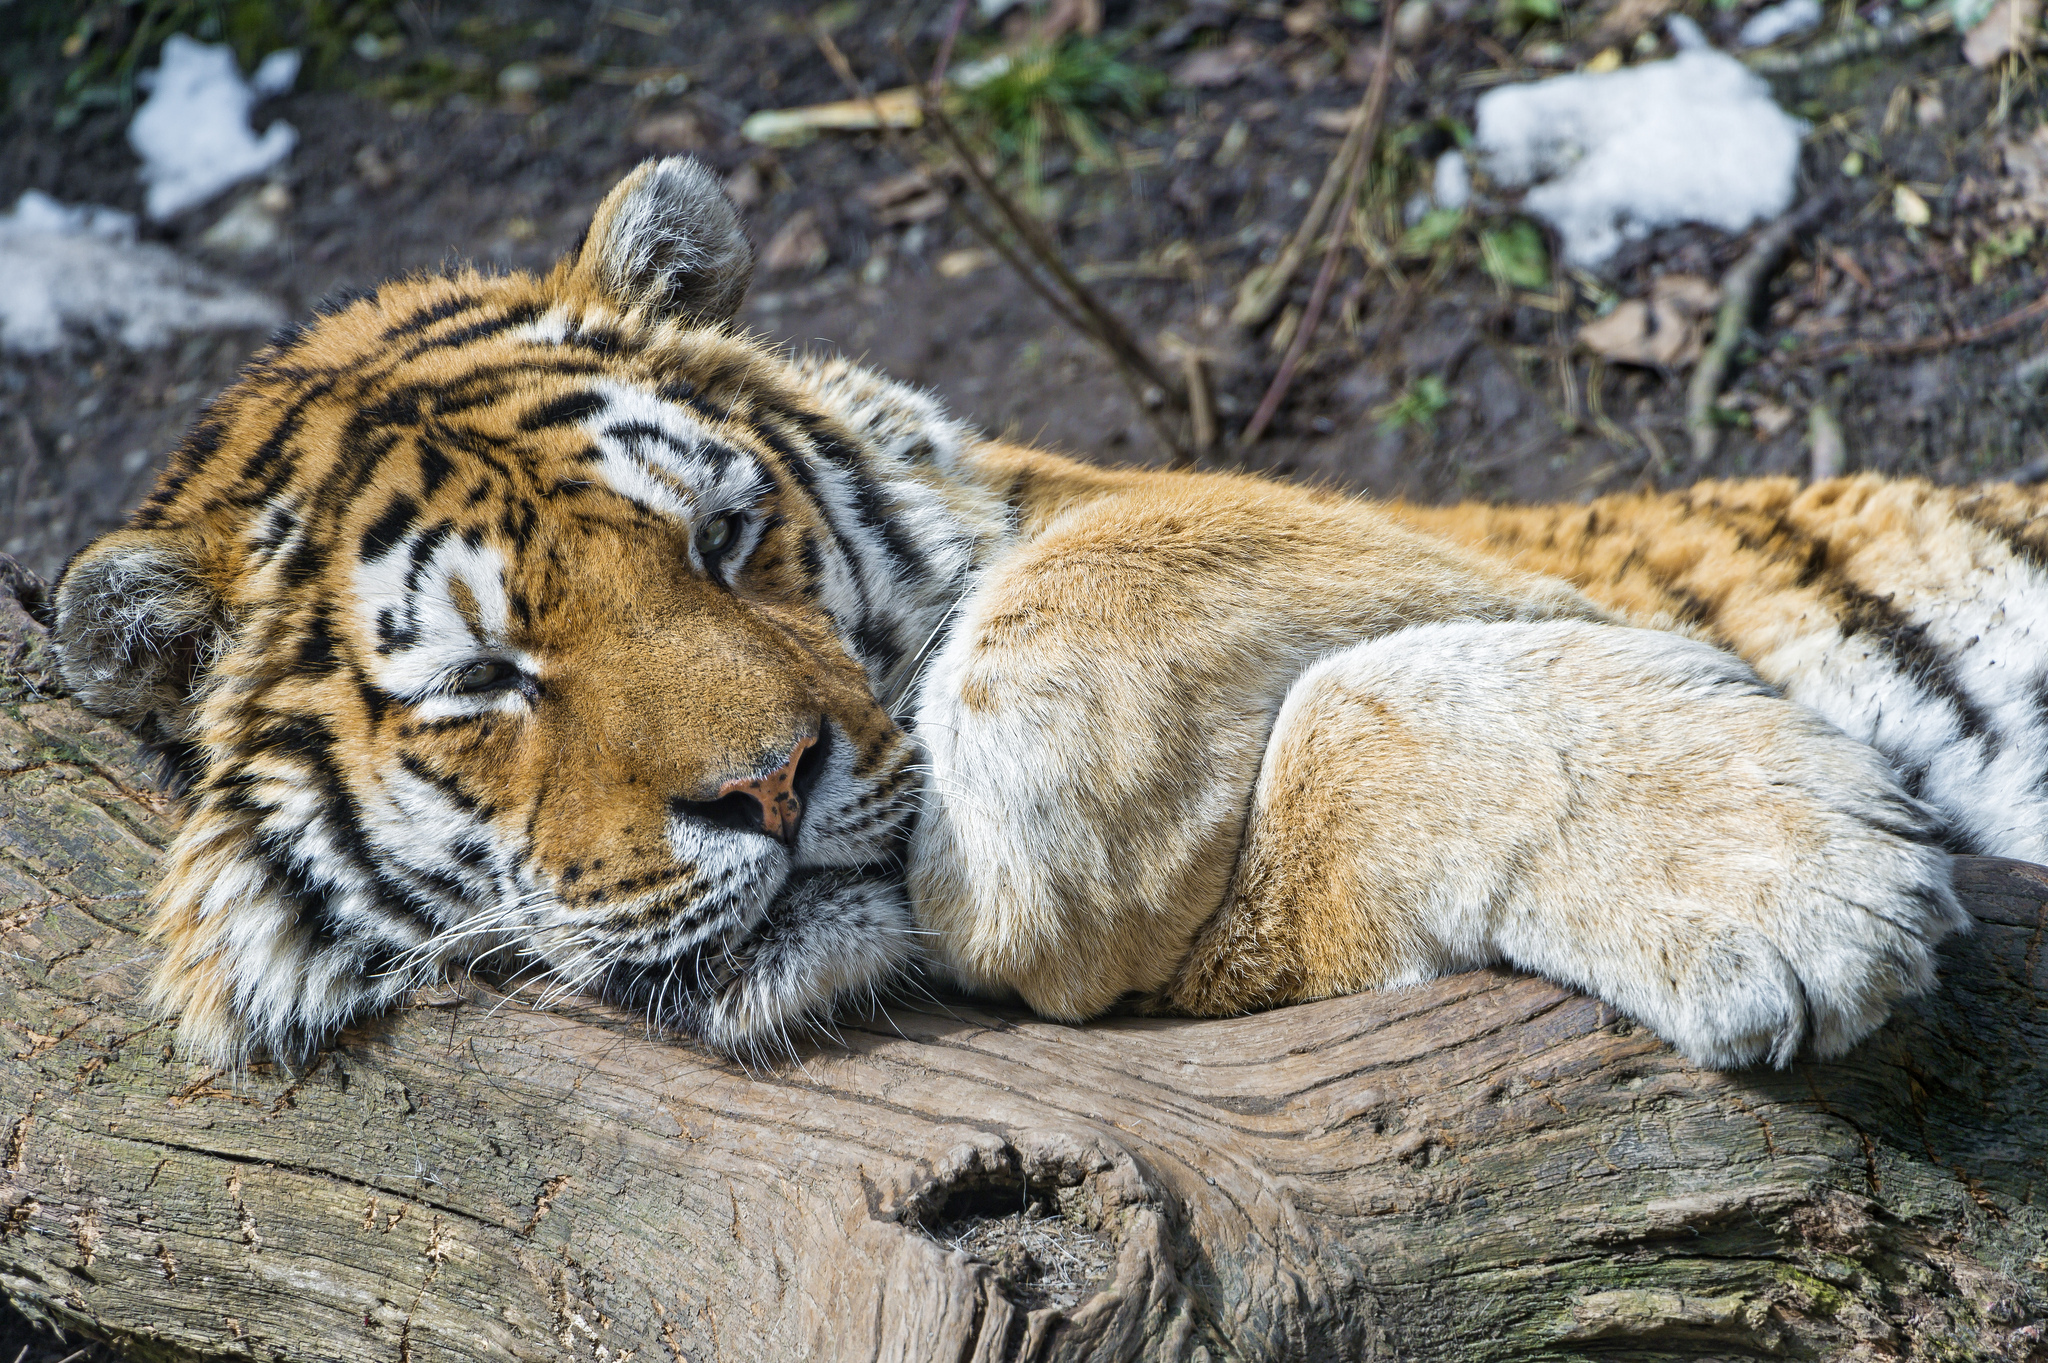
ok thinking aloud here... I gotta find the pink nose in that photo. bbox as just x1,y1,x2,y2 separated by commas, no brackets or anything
715,734,817,845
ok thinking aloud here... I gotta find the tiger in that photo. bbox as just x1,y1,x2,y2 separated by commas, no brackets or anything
48,156,2045,1072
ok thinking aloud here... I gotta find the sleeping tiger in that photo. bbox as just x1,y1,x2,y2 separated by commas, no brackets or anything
51,157,2046,1070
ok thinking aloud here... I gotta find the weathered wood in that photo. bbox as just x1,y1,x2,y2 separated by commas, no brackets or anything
1,567,2043,1363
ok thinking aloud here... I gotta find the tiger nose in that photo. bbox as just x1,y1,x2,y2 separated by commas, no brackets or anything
678,732,820,846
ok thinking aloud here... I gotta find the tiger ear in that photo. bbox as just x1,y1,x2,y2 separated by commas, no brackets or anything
567,156,755,328
53,527,230,752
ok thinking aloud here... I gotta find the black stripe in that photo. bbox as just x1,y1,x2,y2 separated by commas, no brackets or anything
296,613,339,673
1955,492,2048,576
1687,498,1998,745
279,535,326,589
397,302,545,360
247,716,439,940
399,752,479,812
381,292,483,340
355,673,393,724
404,522,452,590
519,390,608,431
234,378,334,489
417,441,455,498
360,494,418,560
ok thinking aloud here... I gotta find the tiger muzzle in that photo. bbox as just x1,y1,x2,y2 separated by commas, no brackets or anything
672,724,826,847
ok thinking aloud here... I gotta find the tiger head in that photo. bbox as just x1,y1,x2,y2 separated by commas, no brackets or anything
52,158,1010,1066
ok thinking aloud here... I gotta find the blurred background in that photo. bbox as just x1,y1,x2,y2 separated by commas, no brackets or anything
3,0,2047,592
0,0,2045,1346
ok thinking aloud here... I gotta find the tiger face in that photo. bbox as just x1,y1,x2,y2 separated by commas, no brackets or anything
53,159,1008,1064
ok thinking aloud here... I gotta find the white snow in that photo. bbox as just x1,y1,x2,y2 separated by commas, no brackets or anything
1474,42,1806,267
129,35,299,221
0,191,283,354
1740,0,1824,46
1433,150,1472,211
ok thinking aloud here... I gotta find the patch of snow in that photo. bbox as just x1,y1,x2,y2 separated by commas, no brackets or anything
1474,45,1805,267
0,191,283,354
1433,150,1471,211
250,48,302,98
1739,0,1824,46
1665,13,1712,48
129,35,299,221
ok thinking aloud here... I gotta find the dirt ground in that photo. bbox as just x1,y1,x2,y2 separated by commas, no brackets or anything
5,0,2048,588
2,0,2046,1355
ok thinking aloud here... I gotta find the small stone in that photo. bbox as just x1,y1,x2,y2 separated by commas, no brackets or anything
497,63,544,99
200,187,287,255
1393,0,1435,46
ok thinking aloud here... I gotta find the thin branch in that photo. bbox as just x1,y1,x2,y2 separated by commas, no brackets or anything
816,27,1101,349
835,29,1191,462
1687,193,1838,464
1801,289,2048,364
1741,4,1953,74
929,0,974,94
1238,21,1395,449
1231,40,1391,331
921,102,1179,398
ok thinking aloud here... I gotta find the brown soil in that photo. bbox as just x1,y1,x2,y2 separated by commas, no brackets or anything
5,0,2046,583
1,2,2044,1351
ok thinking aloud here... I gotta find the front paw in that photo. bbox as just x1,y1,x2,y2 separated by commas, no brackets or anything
1525,642,1969,1069
1283,621,1970,1070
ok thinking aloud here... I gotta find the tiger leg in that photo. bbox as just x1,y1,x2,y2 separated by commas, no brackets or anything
1162,619,1968,1068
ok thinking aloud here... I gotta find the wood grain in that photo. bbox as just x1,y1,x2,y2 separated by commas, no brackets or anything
0,569,2042,1362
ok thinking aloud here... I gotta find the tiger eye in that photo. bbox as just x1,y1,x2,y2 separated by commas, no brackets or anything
697,513,737,556
453,660,512,694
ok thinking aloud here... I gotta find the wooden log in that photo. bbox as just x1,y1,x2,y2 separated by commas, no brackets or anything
1,563,2043,1362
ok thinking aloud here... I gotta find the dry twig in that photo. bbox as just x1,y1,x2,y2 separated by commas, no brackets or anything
1687,193,1838,464
1231,52,1391,331
816,27,1193,462
1741,5,1953,74
1238,21,1396,448
1802,289,2048,364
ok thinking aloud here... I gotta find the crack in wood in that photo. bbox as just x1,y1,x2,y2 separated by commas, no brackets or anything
520,1175,569,1237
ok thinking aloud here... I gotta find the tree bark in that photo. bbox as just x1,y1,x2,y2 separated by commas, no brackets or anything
0,566,2043,1363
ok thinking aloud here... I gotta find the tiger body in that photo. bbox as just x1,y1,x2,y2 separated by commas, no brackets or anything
52,158,2039,1069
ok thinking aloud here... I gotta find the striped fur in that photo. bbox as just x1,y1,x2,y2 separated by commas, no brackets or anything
48,157,2031,1070
1392,478,2048,863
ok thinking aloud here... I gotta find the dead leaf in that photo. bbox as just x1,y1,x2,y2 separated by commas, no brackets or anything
1040,0,1103,39
1578,274,1722,368
725,163,764,210
1995,123,2048,222
353,145,396,191
1963,0,2040,66
1285,2,1335,37
1893,185,1933,227
1288,51,1337,90
1590,0,1682,45
1172,38,1264,88
631,111,707,152
936,248,994,279
1752,399,1796,438
1829,247,1874,290
857,169,948,227
859,170,935,208
1342,43,1380,84
761,209,828,273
